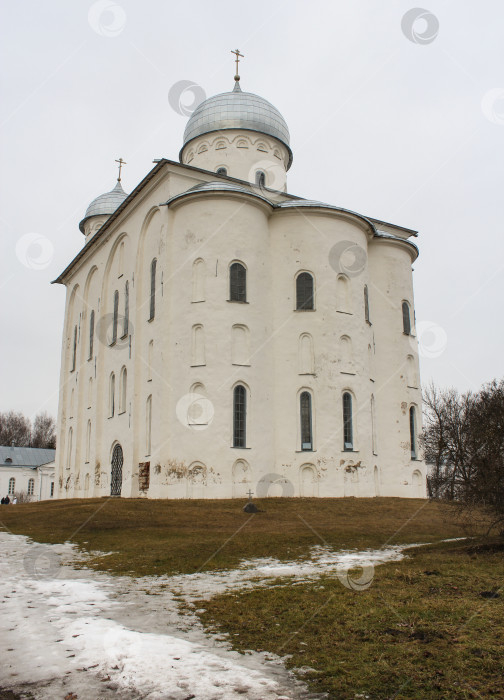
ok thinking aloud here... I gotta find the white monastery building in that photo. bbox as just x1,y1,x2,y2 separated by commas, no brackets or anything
54,62,426,500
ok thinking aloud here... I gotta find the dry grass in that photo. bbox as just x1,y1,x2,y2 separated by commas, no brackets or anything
199,540,504,699
0,498,500,696
0,497,469,577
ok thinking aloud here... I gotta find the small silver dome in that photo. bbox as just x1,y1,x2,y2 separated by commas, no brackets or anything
79,181,128,233
181,82,292,169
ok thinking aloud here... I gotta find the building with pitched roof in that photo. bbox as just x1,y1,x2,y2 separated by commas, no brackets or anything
53,68,425,500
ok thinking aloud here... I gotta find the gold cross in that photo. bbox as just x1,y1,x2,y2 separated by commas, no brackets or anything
115,157,127,182
231,48,244,79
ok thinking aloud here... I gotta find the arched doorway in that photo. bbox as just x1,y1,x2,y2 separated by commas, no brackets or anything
300,465,318,497
111,444,123,496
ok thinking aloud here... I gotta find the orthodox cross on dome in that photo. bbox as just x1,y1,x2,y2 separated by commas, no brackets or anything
115,157,127,182
231,48,244,82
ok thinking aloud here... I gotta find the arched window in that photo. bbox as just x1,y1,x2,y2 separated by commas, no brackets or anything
255,170,266,187
343,392,353,451
109,373,115,417
148,340,154,381
364,285,370,323
298,333,314,374
191,325,206,366
146,395,152,455
233,385,247,448
67,427,73,467
192,259,205,302
296,272,314,310
149,258,157,320
300,391,313,451
216,167,227,176
120,367,127,413
27,478,34,496
231,325,250,365
402,301,411,335
8,477,15,495
88,310,95,360
371,394,377,455
118,241,124,276
71,325,77,371
336,275,351,313
123,281,129,337
86,420,91,461
410,406,417,459
112,290,119,344
230,262,246,302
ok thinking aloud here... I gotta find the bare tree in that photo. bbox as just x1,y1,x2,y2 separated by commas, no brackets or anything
423,379,504,533
31,412,56,449
0,411,31,446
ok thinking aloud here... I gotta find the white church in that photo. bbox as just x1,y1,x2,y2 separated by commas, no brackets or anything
53,57,426,500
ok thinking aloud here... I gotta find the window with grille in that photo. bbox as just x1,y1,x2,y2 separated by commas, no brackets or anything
300,391,313,450
402,301,411,335
230,262,246,302
149,259,157,320
27,478,34,496
112,290,119,344
89,310,95,359
8,478,15,495
364,286,370,323
123,281,129,337
296,273,314,310
410,406,417,459
233,385,247,448
343,392,353,450
71,326,77,371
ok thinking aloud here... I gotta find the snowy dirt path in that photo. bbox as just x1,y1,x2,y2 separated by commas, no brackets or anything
0,532,445,699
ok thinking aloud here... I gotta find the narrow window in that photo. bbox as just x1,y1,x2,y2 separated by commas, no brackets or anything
148,340,153,381
410,406,417,459
192,259,205,302
296,272,314,310
86,420,91,461
343,392,353,450
216,167,227,176
67,427,73,466
120,367,127,412
88,377,93,408
110,373,115,417
300,391,313,451
233,385,247,448
364,285,370,323
71,325,77,371
146,395,152,455
230,262,246,302
123,281,129,337
149,258,157,320
112,290,119,344
8,477,15,495
27,478,34,496
50,482,54,497
402,301,411,335
89,310,95,359
255,170,266,187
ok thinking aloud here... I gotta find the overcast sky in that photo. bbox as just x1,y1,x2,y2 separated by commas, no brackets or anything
1,0,503,419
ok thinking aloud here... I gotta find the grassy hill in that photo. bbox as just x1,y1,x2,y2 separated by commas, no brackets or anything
1,497,501,698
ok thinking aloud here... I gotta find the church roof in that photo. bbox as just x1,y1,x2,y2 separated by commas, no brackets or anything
181,82,293,169
166,180,274,207
0,446,56,468
79,180,128,233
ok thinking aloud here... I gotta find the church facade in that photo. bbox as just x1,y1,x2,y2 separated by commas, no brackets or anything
53,75,426,500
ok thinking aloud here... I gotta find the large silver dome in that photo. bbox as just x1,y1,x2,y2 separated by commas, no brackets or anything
79,181,128,233
181,82,292,168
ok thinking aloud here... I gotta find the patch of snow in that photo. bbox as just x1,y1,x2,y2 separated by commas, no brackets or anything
0,532,460,699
